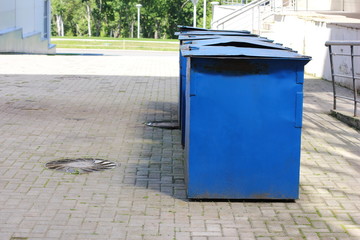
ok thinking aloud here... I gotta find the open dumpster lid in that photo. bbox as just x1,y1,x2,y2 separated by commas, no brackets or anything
212,35,274,42
178,34,272,42
177,25,251,34
183,37,290,50
177,31,258,37
178,35,221,41
177,26,208,32
181,45,311,60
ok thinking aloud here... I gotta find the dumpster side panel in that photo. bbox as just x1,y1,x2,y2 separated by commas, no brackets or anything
184,58,192,188
180,52,187,147
179,49,182,130
186,58,306,199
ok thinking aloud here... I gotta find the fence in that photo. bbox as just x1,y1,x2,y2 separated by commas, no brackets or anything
325,41,360,117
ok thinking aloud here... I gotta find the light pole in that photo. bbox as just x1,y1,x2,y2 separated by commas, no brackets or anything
136,4,142,39
203,0,207,28
191,0,199,27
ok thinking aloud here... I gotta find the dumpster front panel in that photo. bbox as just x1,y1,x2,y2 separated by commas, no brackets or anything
185,58,306,199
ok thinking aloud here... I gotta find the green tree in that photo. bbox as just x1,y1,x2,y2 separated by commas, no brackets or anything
51,0,213,39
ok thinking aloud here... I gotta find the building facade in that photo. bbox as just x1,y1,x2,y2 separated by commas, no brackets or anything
0,0,55,54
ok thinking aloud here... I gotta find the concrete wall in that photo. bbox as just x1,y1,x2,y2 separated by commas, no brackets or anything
16,0,36,34
0,0,16,30
264,14,360,91
35,0,45,37
0,0,54,54
211,0,360,30
296,0,333,11
344,0,360,12
295,0,360,11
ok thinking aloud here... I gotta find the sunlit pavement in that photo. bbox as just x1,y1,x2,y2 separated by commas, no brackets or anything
0,49,359,240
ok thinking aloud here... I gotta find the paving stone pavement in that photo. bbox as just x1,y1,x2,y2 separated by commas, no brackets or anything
0,49,359,240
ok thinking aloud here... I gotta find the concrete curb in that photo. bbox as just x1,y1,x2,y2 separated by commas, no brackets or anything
330,109,360,130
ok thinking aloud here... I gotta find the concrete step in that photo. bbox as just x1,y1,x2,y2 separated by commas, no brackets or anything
0,28,56,54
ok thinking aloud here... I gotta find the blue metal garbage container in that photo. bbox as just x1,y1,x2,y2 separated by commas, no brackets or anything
177,31,258,144
178,35,222,147
178,33,270,147
178,34,287,148
182,45,311,200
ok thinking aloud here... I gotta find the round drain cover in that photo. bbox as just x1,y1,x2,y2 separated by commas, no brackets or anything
45,158,116,174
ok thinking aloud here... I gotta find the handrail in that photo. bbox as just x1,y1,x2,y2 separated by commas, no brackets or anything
222,0,256,4
213,0,270,28
212,0,298,33
326,41,360,46
222,0,248,4
325,40,360,117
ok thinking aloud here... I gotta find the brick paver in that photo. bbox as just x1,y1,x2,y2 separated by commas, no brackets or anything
0,49,359,240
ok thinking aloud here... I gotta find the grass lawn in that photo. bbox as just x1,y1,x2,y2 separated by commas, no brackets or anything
52,37,179,51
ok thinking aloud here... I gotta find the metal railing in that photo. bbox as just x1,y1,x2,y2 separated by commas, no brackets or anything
212,0,335,33
212,0,298,33
212,0,269,31
221,0,250,4
325,41,360,117
281,0,297,11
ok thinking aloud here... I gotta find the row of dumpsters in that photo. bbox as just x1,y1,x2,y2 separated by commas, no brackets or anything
176,26,311,200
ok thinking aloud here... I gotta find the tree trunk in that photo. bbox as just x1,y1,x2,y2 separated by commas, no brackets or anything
114,23,121,38
56,15,64,36
130,21,134,38
76,24,80,36
56,15,60,36
61,16,64,36
154,22,159,39
86,4,92,37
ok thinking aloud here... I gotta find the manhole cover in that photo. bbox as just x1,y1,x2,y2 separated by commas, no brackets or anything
145,120,179,129
45,158,117,174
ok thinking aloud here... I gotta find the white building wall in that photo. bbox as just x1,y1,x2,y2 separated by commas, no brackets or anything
344,0,360,11
263,15,360,91
0,0,16,30
267,15,329,77
295,0,333,11
295,0,360,11
35,0,46,38
0,0,54,53
16,0,36,34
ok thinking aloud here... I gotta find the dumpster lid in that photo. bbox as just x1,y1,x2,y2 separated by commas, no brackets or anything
181,45,311,60
178,35,221,41
177,25,251,34
177,26,208,32
178,34,272,42
215,35,274,42
183,37,291,50
178,31,258,37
